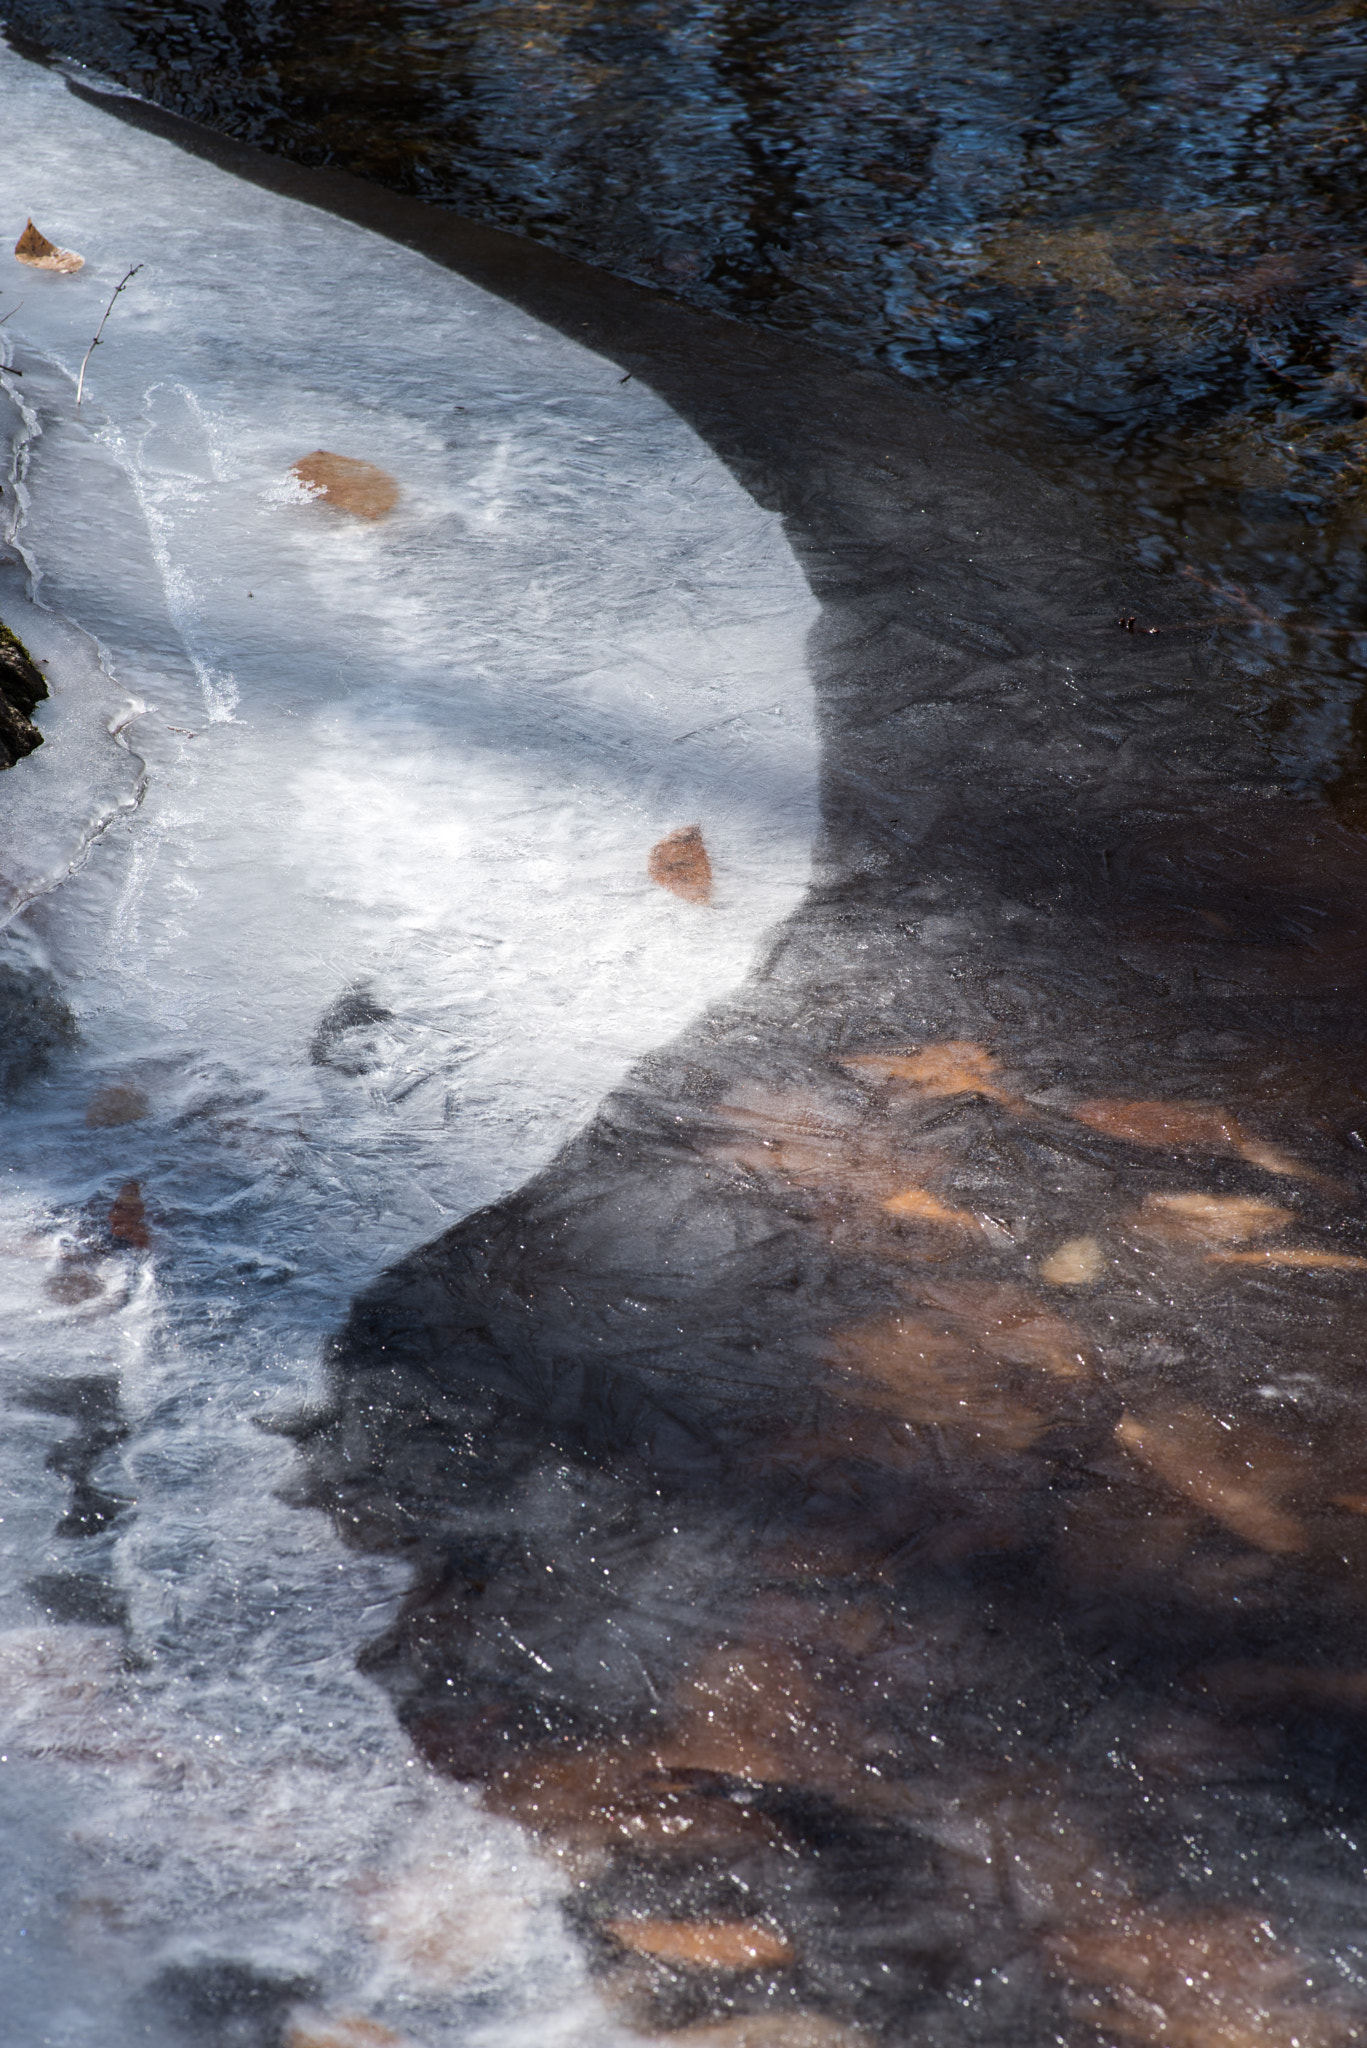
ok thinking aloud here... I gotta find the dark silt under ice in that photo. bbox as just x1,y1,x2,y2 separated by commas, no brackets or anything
9,16,1367,2047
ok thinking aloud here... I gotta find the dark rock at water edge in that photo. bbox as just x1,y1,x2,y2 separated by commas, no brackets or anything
0,615,47,766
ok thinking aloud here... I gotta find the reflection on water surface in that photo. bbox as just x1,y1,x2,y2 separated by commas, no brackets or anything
14,0,1367,798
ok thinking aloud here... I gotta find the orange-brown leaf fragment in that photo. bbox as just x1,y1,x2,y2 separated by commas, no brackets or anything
844,1041,1020,1105
667,2017,872,2047
285,2017,411,2048
1048,1906,1349,2048
486,1739,777,1852
1072,1098,1303,1175
834,1317,1049,1451
1074,1098,1242,1150
1210,1247,1367,1271
1115,1408,1307,1554
1040,1235,1105,1286
290,451,399,520
15,220,84,272
108,1180,150,1249
605,1918,794,1970
1135,1193,1292,1247
649,823,712,903
882,1187,980,1229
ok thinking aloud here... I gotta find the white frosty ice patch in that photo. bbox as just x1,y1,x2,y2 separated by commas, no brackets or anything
0,36,818,2048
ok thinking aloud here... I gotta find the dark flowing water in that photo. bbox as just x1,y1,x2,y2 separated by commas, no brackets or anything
7,9,1367,2048
14,0,1367,810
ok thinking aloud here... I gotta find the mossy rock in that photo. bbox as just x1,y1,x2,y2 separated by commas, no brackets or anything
0,616,47,767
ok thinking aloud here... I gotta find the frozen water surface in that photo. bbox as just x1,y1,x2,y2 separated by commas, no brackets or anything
0,40,816,2044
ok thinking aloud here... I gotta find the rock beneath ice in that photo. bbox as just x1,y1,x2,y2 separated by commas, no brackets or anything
0,960,75,1091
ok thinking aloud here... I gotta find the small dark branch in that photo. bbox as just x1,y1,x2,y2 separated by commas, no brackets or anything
76,264,143,408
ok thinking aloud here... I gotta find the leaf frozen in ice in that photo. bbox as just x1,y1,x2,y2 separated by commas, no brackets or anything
86,1083,149,1128
108,1179,150,1249
1115,1407,1308,1554
604,1916,795,1969
649,822,713,903
14,219,83,272
844,1041,1023,1107
289,450,400,520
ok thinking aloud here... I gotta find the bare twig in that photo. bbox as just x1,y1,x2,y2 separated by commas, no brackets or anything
0,301,24,326
76,263,143,407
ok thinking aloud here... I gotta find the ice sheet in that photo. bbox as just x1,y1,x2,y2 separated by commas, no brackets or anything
0,39,818,2045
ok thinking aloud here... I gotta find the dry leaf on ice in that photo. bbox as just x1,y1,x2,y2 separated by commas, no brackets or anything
649,823,713,903
290,451,399,520
15,220,84,273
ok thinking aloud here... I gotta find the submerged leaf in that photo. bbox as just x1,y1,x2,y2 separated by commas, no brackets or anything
1072,1098,1304,1175
1210,1246,1367,1271
108,1179,150,1249
86,1084,149,1129
1049,1905,1351,2048
1115,1408,1307,1554
284,2017,411,2048
605,1917,794,1969
1135,1192,1293,1247
1040,1235,1106,1285
882,1186,980,1228
844,1040,1021,1105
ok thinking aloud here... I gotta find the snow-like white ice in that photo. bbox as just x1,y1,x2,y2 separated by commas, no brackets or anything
0,39,818,2046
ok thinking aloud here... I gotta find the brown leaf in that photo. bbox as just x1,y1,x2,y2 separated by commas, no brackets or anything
1048,1906,1351,2048
1115,1408,1307,1554
14,220,84,273
1039,1236,1106,1285
1072,1098,1303,1175
648,823,712,903
486,1740,777,1853
843,1041,1022,1106
284,2018,411,2048
108,1180,150,1249
881,1186,980,1229
1210,1247,1367,1271
290,451,400,520
833,1317,1051,1452
86,1085,149,1129
605,1918,794,1970
1134,1193,1293,1247
665,2018,872,2048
